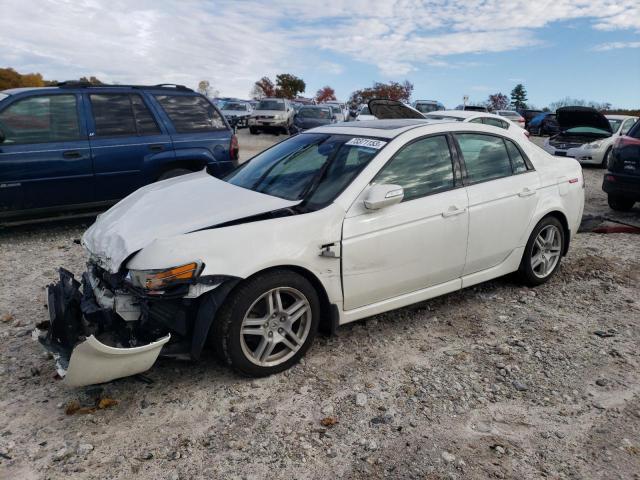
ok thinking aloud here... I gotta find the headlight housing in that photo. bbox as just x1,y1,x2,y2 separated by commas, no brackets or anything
128,262,201,291
585,141,604,150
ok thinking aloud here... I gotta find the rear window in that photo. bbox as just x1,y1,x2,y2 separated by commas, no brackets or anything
155,94,226,133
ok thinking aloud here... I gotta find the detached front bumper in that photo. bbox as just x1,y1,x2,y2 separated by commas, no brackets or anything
41,269,171,387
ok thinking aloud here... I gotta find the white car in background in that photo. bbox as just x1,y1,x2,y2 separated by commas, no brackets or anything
355,104,376,121
495,110,525,128
423,110,531,141
324,101,348,122
42,99,583,386
544,111,637,168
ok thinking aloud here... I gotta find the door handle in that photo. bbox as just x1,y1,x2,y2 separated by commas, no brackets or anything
149,144,164,152
518,188,536,197
442,206,467,217
62,150,82,159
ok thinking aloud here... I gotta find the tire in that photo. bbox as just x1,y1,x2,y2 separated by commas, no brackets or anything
249,126,258,135
608,195,635,211
157,168,192,181
601,147,611,169
518,216,565,287
211,270,320,377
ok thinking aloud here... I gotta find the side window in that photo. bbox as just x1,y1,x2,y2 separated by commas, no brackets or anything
90,94,137,136
621,119,637,135
455,133,513,183
131,95,161,135
373,135,455,201
505,139,528,174
0,94,80,144
155,95,226,132
469,118,483,124
484,117,509,129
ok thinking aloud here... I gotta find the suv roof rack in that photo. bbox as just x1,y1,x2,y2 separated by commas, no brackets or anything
55,81,194,92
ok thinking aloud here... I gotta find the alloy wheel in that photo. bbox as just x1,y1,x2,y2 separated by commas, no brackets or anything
239,287,312,367
530,225,562,278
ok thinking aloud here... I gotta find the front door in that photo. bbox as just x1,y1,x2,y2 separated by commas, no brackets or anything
0,93,92,214
452,132,540,275
86,92,173,202
342,134,469,310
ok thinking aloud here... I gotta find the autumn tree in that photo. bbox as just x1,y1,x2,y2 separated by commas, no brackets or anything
251,76,276,99
0,68,46,90
486,93,509,111
348,80,414,107
315,86,336,103
275,73,306,99
510,84,528,109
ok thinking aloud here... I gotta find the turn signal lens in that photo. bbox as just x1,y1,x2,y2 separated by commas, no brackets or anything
129,262,201,291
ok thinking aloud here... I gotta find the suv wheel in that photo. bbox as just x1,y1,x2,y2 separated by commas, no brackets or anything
518,217,565,287
157,168,192,181
249,126,258,135
211,270,320,377
608,195,635,211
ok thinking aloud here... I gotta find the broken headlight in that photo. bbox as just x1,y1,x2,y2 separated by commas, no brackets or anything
128,262,202,291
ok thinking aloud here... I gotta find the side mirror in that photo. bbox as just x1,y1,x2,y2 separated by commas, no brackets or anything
364,184,404,210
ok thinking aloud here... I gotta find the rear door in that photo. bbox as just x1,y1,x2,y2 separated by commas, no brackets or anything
86,92,173,202
0,92,92,214
453,132,540,275
152,93,233,176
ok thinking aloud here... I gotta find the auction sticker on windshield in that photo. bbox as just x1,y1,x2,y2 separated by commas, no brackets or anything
345,138,387,149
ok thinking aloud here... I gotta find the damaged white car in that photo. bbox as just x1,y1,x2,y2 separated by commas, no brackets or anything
41,100,585,387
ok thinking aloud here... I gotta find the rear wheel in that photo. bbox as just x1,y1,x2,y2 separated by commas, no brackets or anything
608,195,635,211
157,168,192,181
518,217,565,286
211,270,320,377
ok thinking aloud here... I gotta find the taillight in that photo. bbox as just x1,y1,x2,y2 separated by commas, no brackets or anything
614,135,640,149
230,134,239,162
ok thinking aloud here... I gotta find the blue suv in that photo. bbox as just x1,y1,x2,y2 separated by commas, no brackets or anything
0,83,239,222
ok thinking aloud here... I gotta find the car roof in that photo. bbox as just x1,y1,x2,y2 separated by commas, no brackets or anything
308,119,442,138
605,114,637,120
428,110,478,119
2,84,196,95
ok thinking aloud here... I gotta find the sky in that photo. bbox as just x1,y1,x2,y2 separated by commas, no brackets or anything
1,0,639,108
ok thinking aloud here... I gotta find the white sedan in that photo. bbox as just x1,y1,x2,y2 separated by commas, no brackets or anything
424,110,531,140
42,109,584,386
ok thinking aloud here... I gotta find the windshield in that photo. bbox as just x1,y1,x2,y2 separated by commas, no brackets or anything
359,106,371,115
608,119,622,132
425,114,464,122
257,100,285,111
415,103,438,113
299,108,332,119
225,133,382,206
223,102,247,111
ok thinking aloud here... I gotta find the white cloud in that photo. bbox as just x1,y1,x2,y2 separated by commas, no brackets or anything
1,0,639,97
592,41,640,51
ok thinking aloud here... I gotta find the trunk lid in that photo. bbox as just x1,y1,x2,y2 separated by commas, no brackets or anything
368,99,426,119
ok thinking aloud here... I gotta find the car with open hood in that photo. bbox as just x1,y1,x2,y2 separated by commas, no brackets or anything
41,100,584,387
543,107,637,168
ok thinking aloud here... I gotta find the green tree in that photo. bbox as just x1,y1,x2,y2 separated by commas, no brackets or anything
275,73,306,99
510,84,528,109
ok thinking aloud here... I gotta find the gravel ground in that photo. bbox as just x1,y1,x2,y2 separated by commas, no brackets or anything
1,136,639,480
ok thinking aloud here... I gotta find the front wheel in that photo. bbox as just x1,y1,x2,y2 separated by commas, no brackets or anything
211,270,320,377
518,217,565,287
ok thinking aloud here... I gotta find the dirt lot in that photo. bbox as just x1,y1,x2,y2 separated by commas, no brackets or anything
1,134,639,480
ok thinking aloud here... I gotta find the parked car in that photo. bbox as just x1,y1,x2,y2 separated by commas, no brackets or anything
412,100,445,114
518,109,544,129
527,113,560,136
495,110,525,128
0,83,238,223
248,98,295,135
293,105,336,131
43,101,584,386
355,104,376,121
542,108,637,168
220,101,253,128
323,102,348,122
602,120,640,211
423,110,531,141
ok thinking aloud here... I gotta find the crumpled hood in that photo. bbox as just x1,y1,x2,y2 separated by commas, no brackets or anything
82,170,300,273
